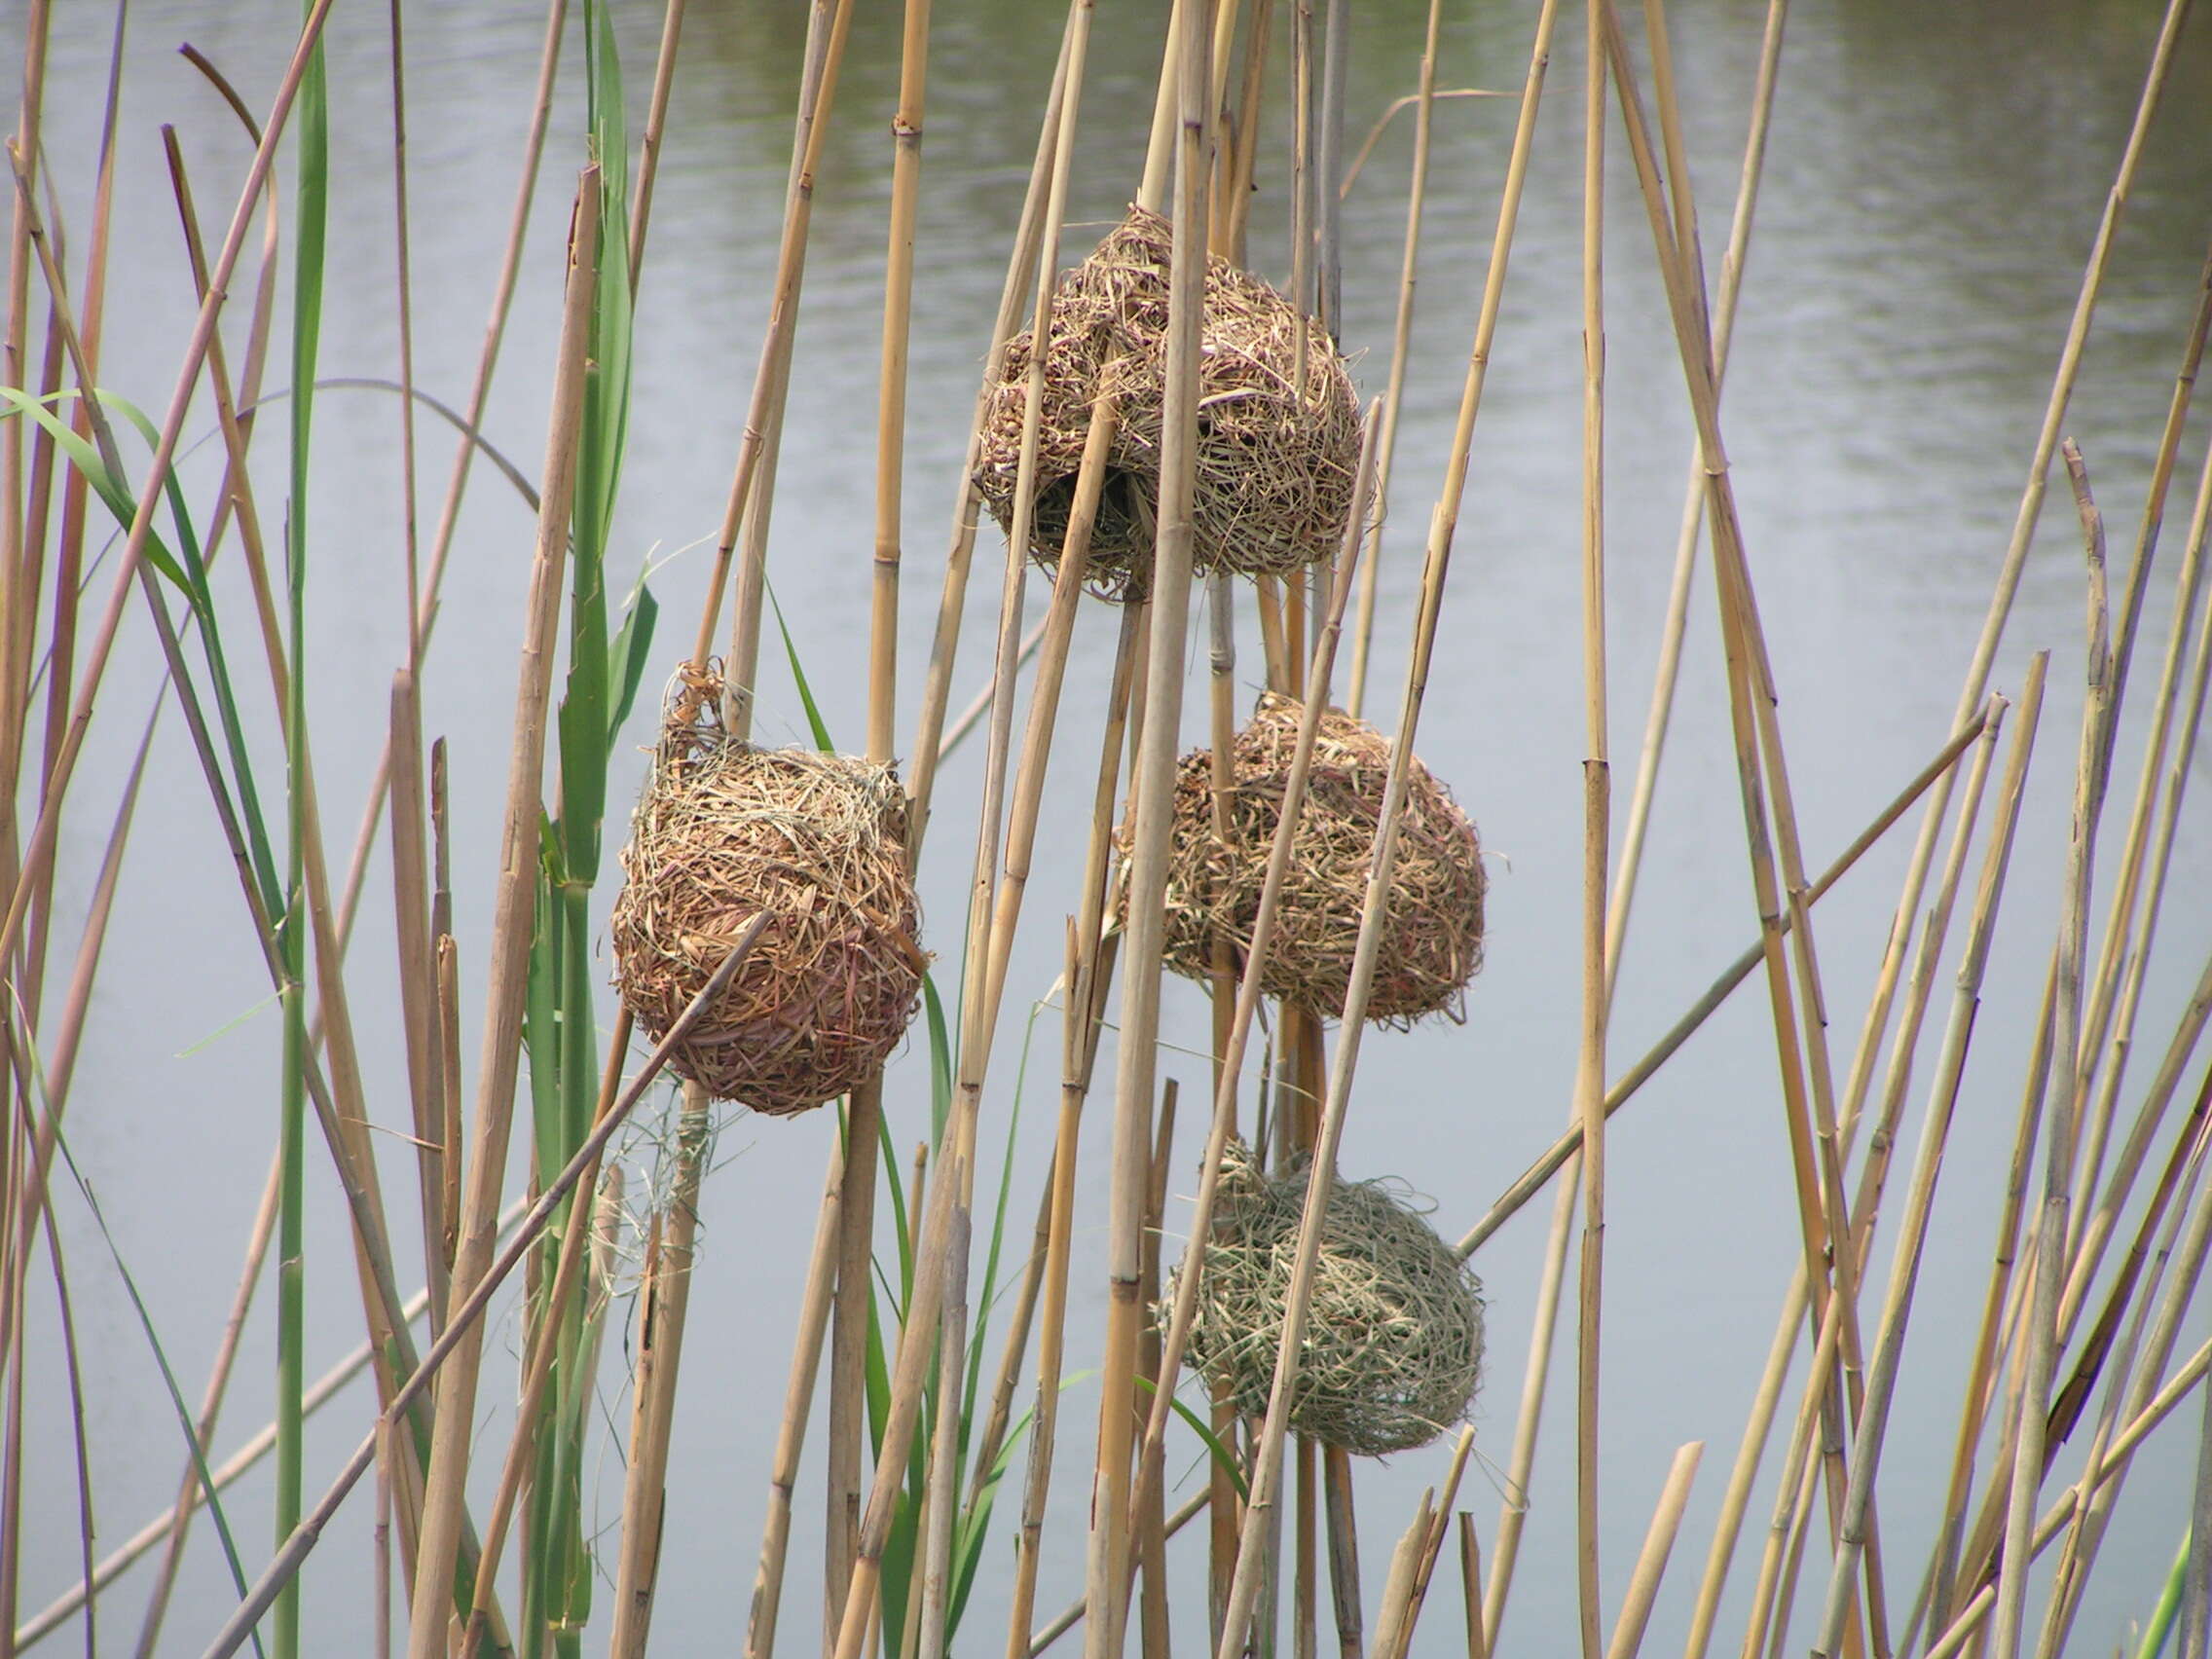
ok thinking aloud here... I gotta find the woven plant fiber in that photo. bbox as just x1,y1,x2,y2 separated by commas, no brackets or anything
608,668,926,1117
1156,691,1486,1027
974,206,1361,601
1170,1140,1484,1457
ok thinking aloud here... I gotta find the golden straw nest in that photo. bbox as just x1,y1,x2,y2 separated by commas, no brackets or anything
1169,1140,1484,1458
973,206,1362,601
1154,691,1486,1028
608,667,927,1117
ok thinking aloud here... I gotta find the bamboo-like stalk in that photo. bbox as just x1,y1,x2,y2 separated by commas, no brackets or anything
2067,397,2212,1277
1991,448,2120,1659
1088,8,1210,1651
827,0,934,1624
405,167,600,1659
1831,0,2192,1164
1604,1444,1703,1659
1806,662,2044,1657
1345,0,1442,720
198,922,765,1659
1458,704,1991,1259
709,0,856,700
1571,0,1609,1650
1600,0,1788,1012
1373,1430,1473,1659
458,1012,632,1659
1125,406,1382,1567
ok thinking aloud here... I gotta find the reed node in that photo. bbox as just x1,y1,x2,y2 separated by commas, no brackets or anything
610,664,927,1117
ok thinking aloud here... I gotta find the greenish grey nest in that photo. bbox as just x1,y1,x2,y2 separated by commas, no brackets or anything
973,206,1362,602
1155,691,1487,1028
1169,1141,1484,1457
608,665,927,1118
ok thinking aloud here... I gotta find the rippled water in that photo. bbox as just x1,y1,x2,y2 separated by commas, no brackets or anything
13,0,2212,1652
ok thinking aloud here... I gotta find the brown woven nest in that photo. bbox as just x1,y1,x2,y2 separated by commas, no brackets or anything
1168,1140,1484,1457
1154,691,1486,1028
974,206,1362,601
608,668,927,1117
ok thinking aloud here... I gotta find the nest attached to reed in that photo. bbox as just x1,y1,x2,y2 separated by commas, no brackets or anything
974,206,1362,601
1169,1140,1484,1457
1155,691,1486,1028
608,668,926,1117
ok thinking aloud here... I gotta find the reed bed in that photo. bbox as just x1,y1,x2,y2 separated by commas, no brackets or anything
1,4,2209,1659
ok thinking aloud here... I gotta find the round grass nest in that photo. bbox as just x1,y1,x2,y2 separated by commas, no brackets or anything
974,206,1362,601
1168,1140,1484,1457
1155,691,1486,1028
608,667,927,1117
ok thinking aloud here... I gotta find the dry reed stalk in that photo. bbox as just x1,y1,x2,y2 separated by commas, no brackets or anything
1479,1153,1574,1648
1804,664,2044,1658
824,0,936,1617
2033,1057,2212,1657
1368,1493,1430,1659
1374,1430,1474,1659
904,1,1082,858
1125,406,1381,1566
2067,407,2212,1277
1001,624,1142,1659
405,168,599,1659
1457,1519,1487,1659
389,672,449,1331
1924,1329,2212,1659
627,0,689,286
1603,1444,1702,1659
1136,1090,1177,1659
1087,5,1211,1647
1026,1493,1212,1658
1600,0,1787,1012
741,1124,844,1659
199,923,764,1659
2067,237,2212,1171
1831,0,2192,1178
1322,1450,1361,1659
458,1014,633,1658
1211,326,1486,1659
1991,449,2120,1659
1599,19,1889,1630
1572,1,1608,1651
1344,0,1441,721
1681,688,2011,1659
917,1209,974,1659
693,0,853,680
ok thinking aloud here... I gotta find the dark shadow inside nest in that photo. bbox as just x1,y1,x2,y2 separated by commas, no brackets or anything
1026,464,1160,601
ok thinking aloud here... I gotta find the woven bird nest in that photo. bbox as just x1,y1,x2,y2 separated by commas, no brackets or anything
1156,691,1486,1028
1169,1141,1484,1457
608,668,926,1117
974,206,1362,601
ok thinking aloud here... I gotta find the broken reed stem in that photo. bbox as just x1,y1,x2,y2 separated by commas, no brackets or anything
405,166,598,1659
1572,1,1608,1653
1603,1443,1702,1659
197,924,765,1659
